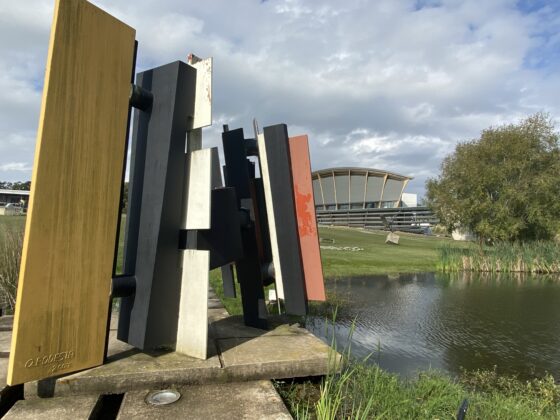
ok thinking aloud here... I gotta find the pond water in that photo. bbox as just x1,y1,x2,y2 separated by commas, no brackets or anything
307,272,560,380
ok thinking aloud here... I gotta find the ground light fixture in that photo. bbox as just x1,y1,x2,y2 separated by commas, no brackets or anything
145,389,182,406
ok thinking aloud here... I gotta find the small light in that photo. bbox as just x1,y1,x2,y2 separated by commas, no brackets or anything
145,389,181,406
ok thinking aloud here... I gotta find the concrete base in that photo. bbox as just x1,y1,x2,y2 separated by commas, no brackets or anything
3,395,99,419
4,381,291,420
1,290,338,418
23,308,338,397
117,381,291,419
10,293,338,399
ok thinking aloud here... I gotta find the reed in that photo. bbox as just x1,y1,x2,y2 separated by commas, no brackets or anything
277,313,560,419
439,241,560,273
0,225,23,312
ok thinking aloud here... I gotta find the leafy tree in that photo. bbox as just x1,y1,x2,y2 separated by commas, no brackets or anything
0,181,31,190
426,113,560,242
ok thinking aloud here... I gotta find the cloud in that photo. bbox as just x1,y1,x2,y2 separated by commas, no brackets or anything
0,0,558,196
0,162,33,172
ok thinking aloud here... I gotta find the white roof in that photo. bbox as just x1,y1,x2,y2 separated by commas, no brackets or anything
0,189,30,196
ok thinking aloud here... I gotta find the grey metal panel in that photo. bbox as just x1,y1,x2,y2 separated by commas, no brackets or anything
320,174,335,205
118,61,196,350
312,178,323,206
365,175,384,203
334,174,349,205
383,178,404,201
350,174,366,204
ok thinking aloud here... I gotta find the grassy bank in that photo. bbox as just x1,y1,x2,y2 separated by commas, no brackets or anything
209,226,454,315
276,361,560,419
318,226,452,277
440,241,560,273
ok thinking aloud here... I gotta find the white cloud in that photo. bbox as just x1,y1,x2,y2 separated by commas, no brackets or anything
0,162,32,172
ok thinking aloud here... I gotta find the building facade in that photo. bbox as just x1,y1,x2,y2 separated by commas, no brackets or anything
312,167,412,211
0,189,29,208
311,168,436,231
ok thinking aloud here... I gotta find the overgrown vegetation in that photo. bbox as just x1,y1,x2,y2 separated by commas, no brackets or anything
439,241,560,273
277,362,560,419
426,113,560,242
0,218,25,312
277,316,560,419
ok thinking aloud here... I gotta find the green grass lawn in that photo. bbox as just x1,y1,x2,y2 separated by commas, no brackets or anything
318,226,454,277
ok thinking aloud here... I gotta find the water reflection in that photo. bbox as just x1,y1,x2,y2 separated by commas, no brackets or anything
307,272,560,380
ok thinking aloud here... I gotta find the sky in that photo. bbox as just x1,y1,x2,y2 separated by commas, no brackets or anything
1,0,559,197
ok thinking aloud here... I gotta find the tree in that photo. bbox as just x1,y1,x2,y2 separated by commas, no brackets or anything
426,113,560,242
0,181,31,191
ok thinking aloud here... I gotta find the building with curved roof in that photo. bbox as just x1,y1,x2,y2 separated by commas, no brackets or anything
311,167,436,231
312,167,412,211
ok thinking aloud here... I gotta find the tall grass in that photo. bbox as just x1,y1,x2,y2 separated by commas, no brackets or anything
277,312,560,419
439,241,560,273
0,225,23,312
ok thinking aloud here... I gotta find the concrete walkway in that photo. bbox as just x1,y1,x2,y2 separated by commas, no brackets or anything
0,291,339,418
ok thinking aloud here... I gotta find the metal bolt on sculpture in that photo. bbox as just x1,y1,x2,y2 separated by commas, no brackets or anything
7,0,325,386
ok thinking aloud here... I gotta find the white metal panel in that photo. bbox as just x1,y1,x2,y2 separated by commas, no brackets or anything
185,147,221,230
257,133,285,300
187,56,212,130
176,249,210,359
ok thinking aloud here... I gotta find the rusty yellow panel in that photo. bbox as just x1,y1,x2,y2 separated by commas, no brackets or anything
7,0,135,385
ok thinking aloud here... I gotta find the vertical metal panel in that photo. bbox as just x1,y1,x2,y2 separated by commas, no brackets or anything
8,0,135,385
118,61,196,350
176,250,210,359
222,128,267,328
288,135,325,301
259,125,307,315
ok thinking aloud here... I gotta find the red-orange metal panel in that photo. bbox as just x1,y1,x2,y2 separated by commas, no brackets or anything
289,135,326,301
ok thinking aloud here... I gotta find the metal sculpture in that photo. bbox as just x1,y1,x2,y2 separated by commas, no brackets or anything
7,0,325,386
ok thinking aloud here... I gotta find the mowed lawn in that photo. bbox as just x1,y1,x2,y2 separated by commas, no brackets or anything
1,216,453,278
318,226,453,277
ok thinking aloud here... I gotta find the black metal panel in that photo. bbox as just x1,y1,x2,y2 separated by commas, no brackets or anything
222,128,267,329
222,128,251,203
117,61,196,349
250,178,274,286
261,124,307,315
221,264,236,298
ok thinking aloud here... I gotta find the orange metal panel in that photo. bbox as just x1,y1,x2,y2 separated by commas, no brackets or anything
288,136,326,301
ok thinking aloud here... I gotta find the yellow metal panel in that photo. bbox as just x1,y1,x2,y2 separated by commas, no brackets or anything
7,0,135,385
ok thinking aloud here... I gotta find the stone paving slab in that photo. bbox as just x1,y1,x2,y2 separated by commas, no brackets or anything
0,331,11,357
117,380,291,420
218,330,338,382
25,318,337,398
25,340,223,397
3,394,99,419
0,316,13,332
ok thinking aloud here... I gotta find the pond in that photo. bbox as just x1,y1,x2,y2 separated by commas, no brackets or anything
307,272,560,380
